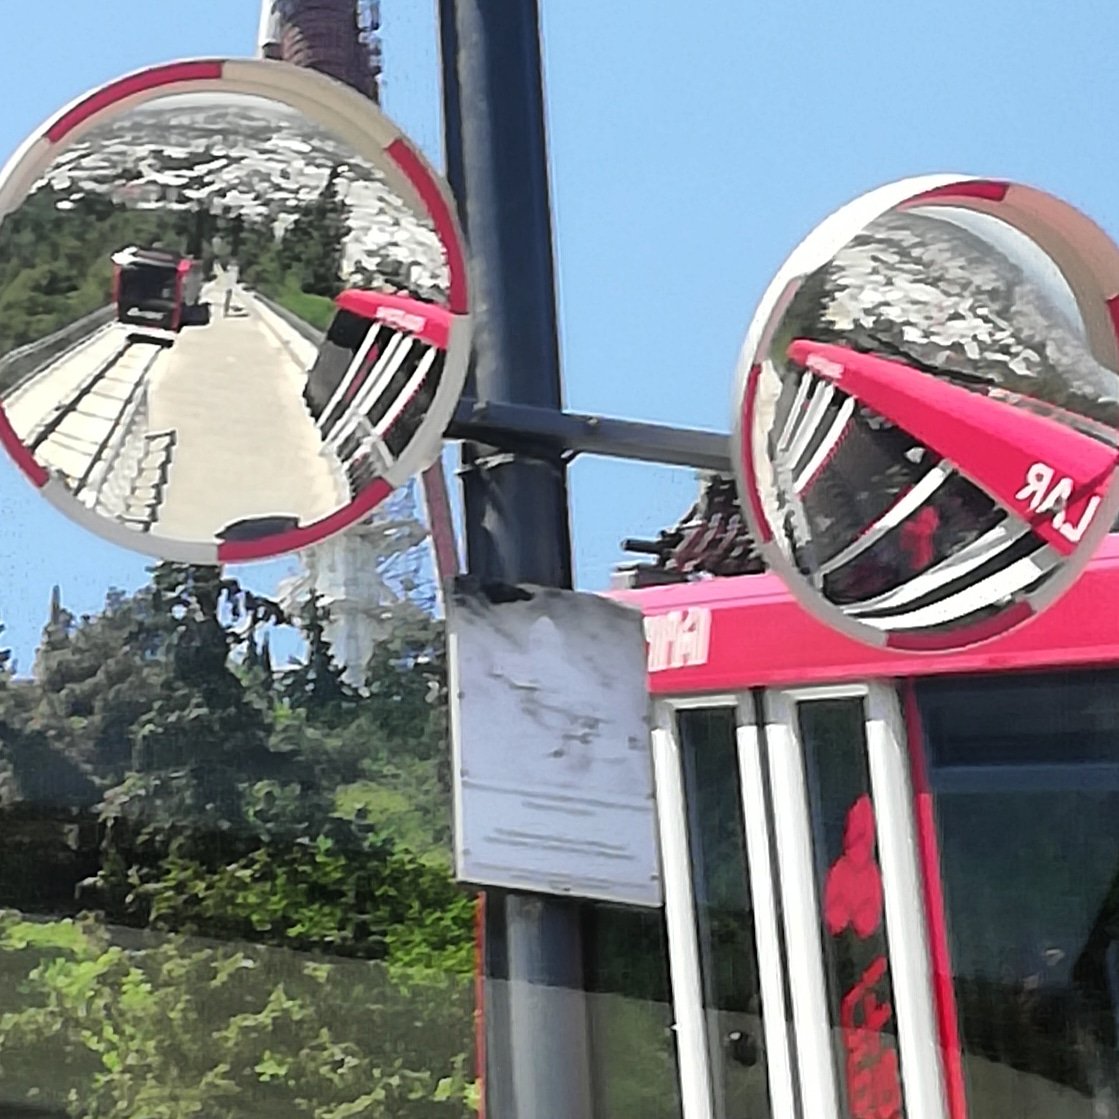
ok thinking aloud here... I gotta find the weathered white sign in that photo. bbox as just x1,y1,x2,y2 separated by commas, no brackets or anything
448,581,662,907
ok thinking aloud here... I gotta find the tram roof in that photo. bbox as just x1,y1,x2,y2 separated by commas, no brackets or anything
613,532,1119,694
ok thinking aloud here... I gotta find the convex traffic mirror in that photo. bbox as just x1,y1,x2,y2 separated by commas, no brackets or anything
0,59,470,563
735,176,1119,651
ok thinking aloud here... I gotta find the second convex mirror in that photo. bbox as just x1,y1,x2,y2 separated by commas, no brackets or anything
0,59,470,563
735,176,1119,651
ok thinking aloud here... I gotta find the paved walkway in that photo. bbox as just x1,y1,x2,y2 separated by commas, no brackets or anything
148,282,348,543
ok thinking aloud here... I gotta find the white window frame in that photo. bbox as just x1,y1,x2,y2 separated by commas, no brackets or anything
651,698,723,1119
768,682,946,1119
764,687,843,1119
652,694,796,1119
736,696,799,1119
652,684,948,1119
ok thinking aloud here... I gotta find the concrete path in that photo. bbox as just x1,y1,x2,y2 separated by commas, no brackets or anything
147,281,348,542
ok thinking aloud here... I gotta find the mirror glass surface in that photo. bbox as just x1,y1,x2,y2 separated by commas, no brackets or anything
0,82,464,561
738,181,1119,650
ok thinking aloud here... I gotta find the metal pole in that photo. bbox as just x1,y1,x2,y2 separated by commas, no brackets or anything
438,3,593,1118
257,0,278,56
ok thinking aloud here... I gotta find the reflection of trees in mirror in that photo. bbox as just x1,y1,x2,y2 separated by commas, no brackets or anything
778,209,1119,427
237,165,352,325
48,95,448,300
238,164,448,333
0,96,453,395
0,188,207,386
0,563,479,1117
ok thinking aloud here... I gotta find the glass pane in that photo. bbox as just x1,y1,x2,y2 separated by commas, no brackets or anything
923,668,1119,768
918,669,1119,1119
798,697,906,1119
585,904,684,1119
677,706,773,1119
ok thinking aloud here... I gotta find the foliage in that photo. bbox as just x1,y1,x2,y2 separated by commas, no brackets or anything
0,166,351,384
0,561,478,1116
0,911,475,1118
272,282,338,332
238,164,352,319
0,188,208,377
278,166,351,299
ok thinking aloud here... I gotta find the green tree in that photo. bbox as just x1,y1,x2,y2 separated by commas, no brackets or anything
0,911,476,1119
280,593,353,713
279,165,351,297
0,557,479,1117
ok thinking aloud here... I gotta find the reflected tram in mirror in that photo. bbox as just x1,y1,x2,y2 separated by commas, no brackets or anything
0,59,470,564
735,177,1119,651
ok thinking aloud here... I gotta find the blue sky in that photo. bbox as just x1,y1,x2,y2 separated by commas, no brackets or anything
2,1,1119,667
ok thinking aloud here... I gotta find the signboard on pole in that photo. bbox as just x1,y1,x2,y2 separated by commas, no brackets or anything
448,580,662,907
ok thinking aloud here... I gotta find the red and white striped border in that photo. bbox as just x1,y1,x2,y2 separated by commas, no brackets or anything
0,58,472,565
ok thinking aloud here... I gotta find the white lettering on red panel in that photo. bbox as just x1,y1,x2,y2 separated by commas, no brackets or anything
805,353,844,381
1015,461,1101,544
376,306,426,334
644,608,712,672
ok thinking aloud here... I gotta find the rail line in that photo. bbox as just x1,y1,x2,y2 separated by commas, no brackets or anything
0,306,116,401
26,333,171,508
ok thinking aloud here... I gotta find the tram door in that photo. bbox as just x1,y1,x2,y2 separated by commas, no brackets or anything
652,685,946,1119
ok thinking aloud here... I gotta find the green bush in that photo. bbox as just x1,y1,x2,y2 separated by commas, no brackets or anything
273,282,338,333
0,567,478,1116
0,911,477,1119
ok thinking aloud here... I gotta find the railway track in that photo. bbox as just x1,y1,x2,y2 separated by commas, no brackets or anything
24,332,173,520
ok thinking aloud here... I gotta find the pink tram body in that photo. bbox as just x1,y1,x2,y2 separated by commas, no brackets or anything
611,534,1119,1119
111,247,202,334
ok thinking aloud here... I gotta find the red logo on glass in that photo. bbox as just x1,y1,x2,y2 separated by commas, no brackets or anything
824,794,903,1119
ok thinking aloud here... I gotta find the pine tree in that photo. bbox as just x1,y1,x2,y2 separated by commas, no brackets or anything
281,592,353,711
281,164,351,296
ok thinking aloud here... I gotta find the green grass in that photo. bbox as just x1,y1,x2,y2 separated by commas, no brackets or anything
273,283,336,333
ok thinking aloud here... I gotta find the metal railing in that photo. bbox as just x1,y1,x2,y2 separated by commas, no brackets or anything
0,305,116,396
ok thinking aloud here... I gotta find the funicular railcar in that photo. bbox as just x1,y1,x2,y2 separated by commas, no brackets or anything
616,529,1119,1119
111,245,202,333
303,288,451,495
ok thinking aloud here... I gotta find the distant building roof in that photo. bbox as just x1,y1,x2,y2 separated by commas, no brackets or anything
615,474,764,588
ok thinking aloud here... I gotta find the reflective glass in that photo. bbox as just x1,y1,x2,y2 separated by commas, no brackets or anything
585,904,684,1119
919,669,1119,1118
677,707,773,1119
798,697,906,1119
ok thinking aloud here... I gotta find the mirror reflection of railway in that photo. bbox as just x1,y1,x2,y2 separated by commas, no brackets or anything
0,256,355,545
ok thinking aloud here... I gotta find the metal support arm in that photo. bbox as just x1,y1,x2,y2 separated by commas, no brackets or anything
448,397,733,473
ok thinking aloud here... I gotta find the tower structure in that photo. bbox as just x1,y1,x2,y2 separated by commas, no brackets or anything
276,486,431,688
260,0,431,685
260,0,382,101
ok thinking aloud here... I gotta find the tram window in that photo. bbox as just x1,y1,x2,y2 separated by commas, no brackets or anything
677,707,773,1119
304,308,369,419
922,668,1119,768
918,669,1119,1119
798,698,907,1119
584,903,683,1119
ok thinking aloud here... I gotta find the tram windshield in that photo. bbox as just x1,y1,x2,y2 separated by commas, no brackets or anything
118,263,178,312
917,668,1119,1119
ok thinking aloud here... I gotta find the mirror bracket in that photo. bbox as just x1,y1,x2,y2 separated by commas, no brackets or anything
447,397,732,473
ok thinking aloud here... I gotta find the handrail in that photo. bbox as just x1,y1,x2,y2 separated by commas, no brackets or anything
0,305,116,396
